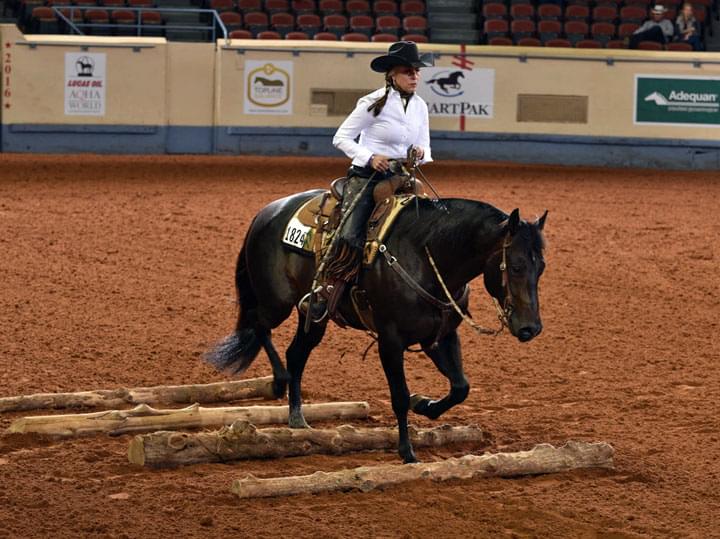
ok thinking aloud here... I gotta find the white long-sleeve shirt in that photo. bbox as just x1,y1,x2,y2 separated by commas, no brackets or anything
332,86,433,167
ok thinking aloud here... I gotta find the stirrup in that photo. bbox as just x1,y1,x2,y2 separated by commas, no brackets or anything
298,290,328,323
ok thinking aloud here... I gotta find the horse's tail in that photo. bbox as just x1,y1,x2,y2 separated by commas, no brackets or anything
205,237,263,375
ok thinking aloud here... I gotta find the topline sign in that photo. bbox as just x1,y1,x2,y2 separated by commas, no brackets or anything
634,75,720,127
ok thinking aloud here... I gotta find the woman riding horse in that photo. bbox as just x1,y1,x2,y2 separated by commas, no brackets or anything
308,40,434,321
206,43,548,464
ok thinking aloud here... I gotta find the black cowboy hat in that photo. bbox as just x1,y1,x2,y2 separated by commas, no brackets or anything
370,41,434,73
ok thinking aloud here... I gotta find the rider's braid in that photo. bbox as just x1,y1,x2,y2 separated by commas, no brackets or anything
367,72,393,117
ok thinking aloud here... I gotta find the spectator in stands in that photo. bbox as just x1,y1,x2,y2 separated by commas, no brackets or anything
307,41,433,319
676,3,703,50
629,5,675,48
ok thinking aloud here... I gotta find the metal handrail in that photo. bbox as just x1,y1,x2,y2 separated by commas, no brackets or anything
220,44,720,66
50,5,228,43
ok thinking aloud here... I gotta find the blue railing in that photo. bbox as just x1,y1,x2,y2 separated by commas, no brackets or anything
50,6,228,43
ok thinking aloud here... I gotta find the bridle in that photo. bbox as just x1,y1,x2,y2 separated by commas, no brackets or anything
492,233,515,331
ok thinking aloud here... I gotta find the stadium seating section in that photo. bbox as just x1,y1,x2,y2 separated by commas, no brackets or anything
4,0,711,48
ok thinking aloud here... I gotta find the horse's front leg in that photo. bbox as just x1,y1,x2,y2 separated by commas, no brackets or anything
378,332,416,463
411,330,470,420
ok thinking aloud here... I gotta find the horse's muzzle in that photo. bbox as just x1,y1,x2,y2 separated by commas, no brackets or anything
517,323,542,342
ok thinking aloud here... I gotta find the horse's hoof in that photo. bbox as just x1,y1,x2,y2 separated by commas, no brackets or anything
401,450,419,464
409,394,432,416
288,412,310,429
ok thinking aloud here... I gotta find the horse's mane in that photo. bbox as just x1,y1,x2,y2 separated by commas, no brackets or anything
398,197,545,256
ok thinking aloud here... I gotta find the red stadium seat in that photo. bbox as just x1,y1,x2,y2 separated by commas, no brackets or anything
595,0,621,7
220,11,243,32
510,19,535,41
257,29,282,38
400,0,424,16
102,0,124,7
313,30,337,39
323,13,347,37
128,0,153,7
538,20,561,42
638,40,662,49
537,4,561,20
666,42,692,51
374,0,397,16
291,0,315,14
605,39,626,48
510,3,534,20
266,0,290,13
341,31,369,40
237,0,261,13
372,32,396,41
297,13,320,35
285,30,309,38
618,22,639,38
619,6,646,23
229,29,253,38
482,3,507,20
30,6,58,34
350,14,374,36
400,32,427,42
376,14,400,35
591,21,615,44
488,36,513,45
245,11,269,34
565,5,589,21
592,5,617,23
271,12,294,36
576,38,602,47
139,10,162,35
517,36,542,46
210,0,234,13
564,20,588,44
318,0,342,15
346,0,370,16
484,19,509,41
402,15,426,35
545,38,572,47
84,8,109,35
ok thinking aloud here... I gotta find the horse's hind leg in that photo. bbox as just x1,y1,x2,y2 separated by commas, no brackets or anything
287,314,327,428
258,329,290,399
411,330,470,420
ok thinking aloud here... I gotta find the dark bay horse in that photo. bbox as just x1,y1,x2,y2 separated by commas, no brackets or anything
206,190,547,463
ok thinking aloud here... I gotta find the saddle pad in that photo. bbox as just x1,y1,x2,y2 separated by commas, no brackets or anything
281,192,415,265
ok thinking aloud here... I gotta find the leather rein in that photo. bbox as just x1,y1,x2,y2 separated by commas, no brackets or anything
377,233,514,344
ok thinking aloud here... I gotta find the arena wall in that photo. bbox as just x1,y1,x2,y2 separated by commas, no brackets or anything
2,23,719,168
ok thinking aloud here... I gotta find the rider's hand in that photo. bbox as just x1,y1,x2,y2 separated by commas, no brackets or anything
413,146,425,160
370,154,391,172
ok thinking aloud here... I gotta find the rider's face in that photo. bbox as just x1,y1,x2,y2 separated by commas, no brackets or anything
393,66,420,93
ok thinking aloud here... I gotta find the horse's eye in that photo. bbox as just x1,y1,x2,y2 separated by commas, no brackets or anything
510,264,524,275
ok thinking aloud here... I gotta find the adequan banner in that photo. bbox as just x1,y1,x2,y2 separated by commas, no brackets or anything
635,75,720,127
244,60,293,115
417,67,495,118
64,52,106,116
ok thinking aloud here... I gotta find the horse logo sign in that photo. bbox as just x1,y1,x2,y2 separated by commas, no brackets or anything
426,71,465,98
64,52,106,116
417,67,494,118
244,61,293,115
635,75,720,126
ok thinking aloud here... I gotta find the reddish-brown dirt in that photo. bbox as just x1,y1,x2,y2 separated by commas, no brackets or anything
0,154,718,539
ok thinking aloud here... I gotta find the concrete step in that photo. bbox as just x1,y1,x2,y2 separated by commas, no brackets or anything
427,12,478,29
430,27,481,43
426,0,476,11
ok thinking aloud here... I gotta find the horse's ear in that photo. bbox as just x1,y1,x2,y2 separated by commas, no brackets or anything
508,208,521,235
536,210,548,231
